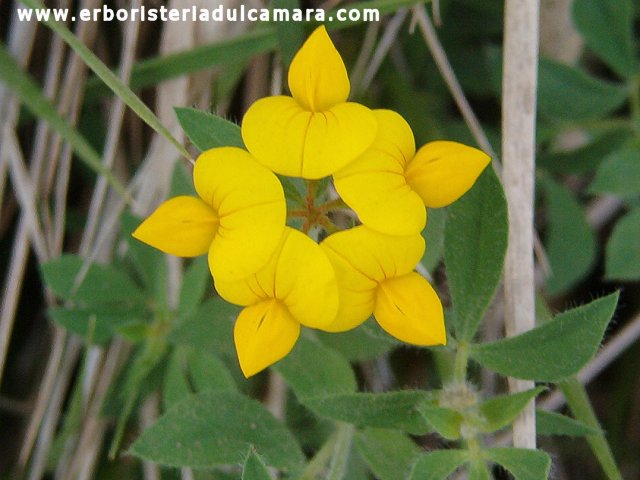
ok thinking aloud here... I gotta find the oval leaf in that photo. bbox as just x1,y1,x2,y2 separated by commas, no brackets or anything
175,107,244,150
242,448,273,480
409,450,469,480
470,293,619,382
536,410,601,437
484,448,551,480
589,148,640,199
354,429,421,480
305,391,433,435
542,177,596,296
573,0,636,78
478,387,546,433
538,59,627,121
130,390,305,475
445,167,508,341
41,254,144,305
605,208,640,281
275,337,356,401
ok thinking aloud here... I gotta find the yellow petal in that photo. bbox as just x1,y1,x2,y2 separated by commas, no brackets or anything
405,141,491,208
288,25,349,112
320,226,424,331
374,272,446,346
241,96,377,179
334,110,425,235
273,229,339,329
216,228,339,330
234,299,300,377
132,196,217,257
193,147,286,281
321,226,425,282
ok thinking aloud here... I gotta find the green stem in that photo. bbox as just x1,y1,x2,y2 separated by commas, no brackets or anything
325,423,354,480
629,75,640,132
559,378,623,480
298,431,340,480
453,341,469,382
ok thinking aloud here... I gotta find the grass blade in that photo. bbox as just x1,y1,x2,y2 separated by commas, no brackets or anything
19,0,192,162
0,42,129,201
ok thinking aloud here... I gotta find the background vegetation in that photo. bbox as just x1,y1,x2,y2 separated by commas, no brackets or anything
1,0,639,479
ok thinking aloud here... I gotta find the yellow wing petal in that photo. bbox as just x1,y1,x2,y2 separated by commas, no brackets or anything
273,229,339,329
132,196,217,257
334,110,425,235
405,141,491,208
374,272,446,346
234,300,300,377
321,226,425,282
288,25,349,112
194,147,286,281
242,96,377,179
216,228,339,330
320,226,425,332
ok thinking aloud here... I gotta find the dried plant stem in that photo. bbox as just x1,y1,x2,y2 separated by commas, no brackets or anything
501,0,540,449
411,6,497,161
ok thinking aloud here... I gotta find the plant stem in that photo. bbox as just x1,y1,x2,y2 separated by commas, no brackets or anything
501,0,540,449
453,341,469,382
325,423,355,480
559,378,623,480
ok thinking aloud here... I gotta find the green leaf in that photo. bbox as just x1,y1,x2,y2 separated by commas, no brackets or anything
275,337,356,401
169,297,239,357
305,391,433,435
605,208,640,280
354,429,421,480
484,448,551,480
130,390,305,475
468,459,491,480
416,404,463,440
478,387,546,433
470,293,619,382
538,130,632,175
445,167,508,341
589,148,640,198
178,257,211,319
163,350,192,410
316,319,395,361
169,161,196,197
537,59,628,121
573,0,636,78
271,0,305,67
0,42,128,200
542,177,597,296
536,409,601,437
41,255,144,305
409,450,469,480
121,212,168,306
85,28,278,99
242,448,273,480
49,305,147,345
184,348,236,392
422,208,447,273
19,0,190,159
175,107,244,151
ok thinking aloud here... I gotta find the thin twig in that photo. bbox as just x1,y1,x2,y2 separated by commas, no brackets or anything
501,0,540,449
411,6,497,161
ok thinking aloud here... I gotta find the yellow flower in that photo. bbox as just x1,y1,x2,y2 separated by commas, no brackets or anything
241,25,378,179
132,147,286,281
215,227,339,377
320,226,445,346
333,109,491,235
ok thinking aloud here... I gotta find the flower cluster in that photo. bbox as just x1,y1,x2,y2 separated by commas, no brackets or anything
134,26,490,377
